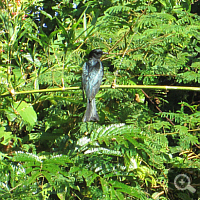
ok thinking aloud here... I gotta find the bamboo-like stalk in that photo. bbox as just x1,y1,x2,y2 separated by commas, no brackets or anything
1,85,200,97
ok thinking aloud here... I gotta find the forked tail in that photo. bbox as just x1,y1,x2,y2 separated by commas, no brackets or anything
82,98,99,122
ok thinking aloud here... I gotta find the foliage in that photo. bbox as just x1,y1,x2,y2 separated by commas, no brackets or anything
0,0,199,199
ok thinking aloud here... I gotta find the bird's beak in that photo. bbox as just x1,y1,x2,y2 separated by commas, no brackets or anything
103,52,109,55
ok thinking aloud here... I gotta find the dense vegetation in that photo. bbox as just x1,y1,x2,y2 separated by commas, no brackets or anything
0,0,200,199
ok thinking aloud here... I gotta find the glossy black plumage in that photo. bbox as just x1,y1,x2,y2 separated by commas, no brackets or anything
82,49,104,122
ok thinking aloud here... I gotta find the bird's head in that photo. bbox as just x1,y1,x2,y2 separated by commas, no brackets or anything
89,49,107,59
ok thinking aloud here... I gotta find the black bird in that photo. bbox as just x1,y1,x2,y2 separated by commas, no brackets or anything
82,49,106,122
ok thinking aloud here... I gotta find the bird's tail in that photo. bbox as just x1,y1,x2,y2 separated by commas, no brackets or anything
82,99,99,122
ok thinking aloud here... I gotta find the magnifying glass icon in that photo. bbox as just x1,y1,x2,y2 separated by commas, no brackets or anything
174,174,196,193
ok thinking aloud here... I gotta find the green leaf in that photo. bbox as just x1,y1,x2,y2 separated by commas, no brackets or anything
4,107,17,122
23,171,41,185
40,10,52,20
22,53,33,62
0,127,12,145
78,169,98,187
13,101,37,128
109,180,143,198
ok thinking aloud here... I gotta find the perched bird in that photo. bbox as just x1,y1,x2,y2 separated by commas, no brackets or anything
82,49,106,122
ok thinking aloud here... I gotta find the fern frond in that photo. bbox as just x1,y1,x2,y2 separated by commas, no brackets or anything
137,13,176,30
91,123,126,144
159,112,188,123
105,5,133,15
43,154,73,165
12,151,42,163
109,180,145,199
176,71,200,83
84,147,122,156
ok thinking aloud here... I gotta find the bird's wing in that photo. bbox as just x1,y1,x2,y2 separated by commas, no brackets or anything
82,62,89,101
87,60,103,100
82,62,88,90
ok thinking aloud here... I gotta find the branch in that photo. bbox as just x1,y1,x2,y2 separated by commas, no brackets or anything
1,85,200,97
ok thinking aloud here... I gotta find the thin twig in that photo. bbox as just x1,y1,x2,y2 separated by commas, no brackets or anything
161,128,200,135
141,89,175,126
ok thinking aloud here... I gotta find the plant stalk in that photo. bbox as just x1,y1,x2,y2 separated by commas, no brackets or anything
1,85,200,97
